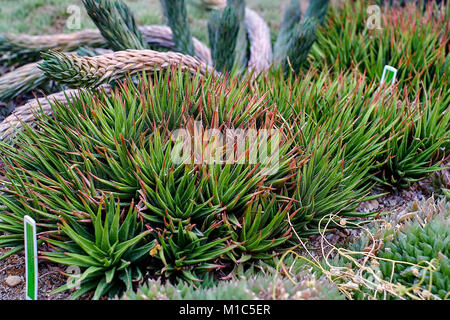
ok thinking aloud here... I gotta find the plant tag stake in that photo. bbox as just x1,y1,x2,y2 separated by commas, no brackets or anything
24,215,38,300
380,65,397,86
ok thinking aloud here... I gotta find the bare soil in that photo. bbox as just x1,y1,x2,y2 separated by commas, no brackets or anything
0,248,73,300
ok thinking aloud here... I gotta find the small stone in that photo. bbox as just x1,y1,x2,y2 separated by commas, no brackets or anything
5,275,22,287
367,199,379,211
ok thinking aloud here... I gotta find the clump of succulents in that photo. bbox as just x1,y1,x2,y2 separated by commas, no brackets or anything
376,198,450,299
258,66,449,188
123,273,344,300
310,0,449,97
0,70,297,298
322,197,450,300
0,64,447,299
43,196,156,299
0,0,448,301
0,66,402,298
124,262,344,300
308,1,450,182
0,0,330,103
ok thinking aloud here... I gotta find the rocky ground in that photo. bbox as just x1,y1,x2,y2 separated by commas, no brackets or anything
0,248,74,300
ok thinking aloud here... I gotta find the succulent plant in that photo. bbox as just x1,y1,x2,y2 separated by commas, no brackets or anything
324,197,450,300
0,1,448,301
160,0,196,56
310,0,449,98
82,0,149,51
290,132,376,235
273,0,302,65
42,195,156,300
124,261,345,300
208,4,241,72
376,198,450,299
0,70,298,297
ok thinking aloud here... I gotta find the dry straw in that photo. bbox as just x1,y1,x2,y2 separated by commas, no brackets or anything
39,49,215,88
0,85,112,142
275,210,446,300
245,8,273,73
1,25,212,64
0,45,218,142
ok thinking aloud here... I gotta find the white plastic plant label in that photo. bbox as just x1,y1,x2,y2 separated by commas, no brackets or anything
24,215,38,300
380,65,398,86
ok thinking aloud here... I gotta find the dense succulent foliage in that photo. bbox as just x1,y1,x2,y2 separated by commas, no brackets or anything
0,0,448,301
258,68,449,187
1,63,447,298
208,2,241,72
43,196,156,299
317,198,450,300
123,272,344,300
83,0,149,51
310,1,449,96
377,199,450,299
0,70,299,297
124,261,344,300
